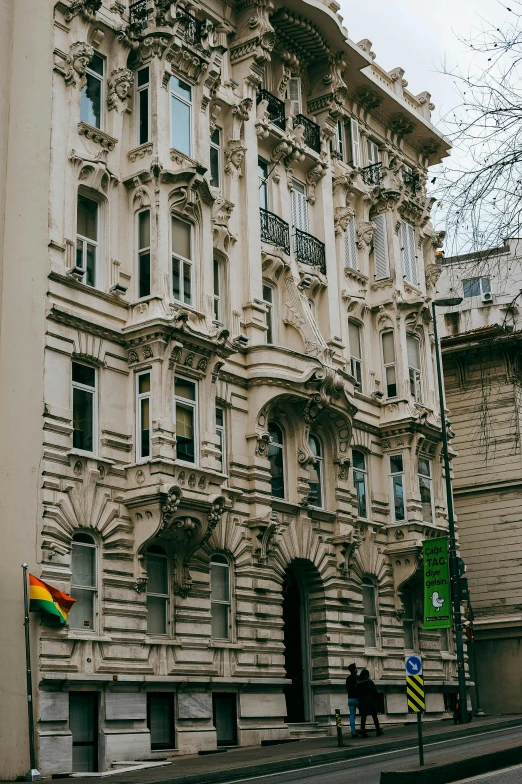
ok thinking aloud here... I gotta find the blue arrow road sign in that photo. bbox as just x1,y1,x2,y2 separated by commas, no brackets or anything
405,655,423,676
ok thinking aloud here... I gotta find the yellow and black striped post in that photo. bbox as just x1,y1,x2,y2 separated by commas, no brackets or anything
406,674,425,767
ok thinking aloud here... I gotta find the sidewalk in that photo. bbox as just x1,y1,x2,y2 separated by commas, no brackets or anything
65,715,522,784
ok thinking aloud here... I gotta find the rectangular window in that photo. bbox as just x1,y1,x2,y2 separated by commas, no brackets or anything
263,284,274,344
172,216,192,305
353,450,368,519
291,180,308,234
344,215,358,270
350,118,361,167
462,276,491,298
76,195,98,287
210,128,221,188
171,75,192,156
213,258,223,323
287,76,301,116
138,209,151,298
367,139,379,165
216,406,226,473
382,332,397,398
80,53,104,129
258,159,269,211
69,538,96,630
362,581,378,648
146,550,168,635
402,589,415,650
390,454,405,522
137,66,150,145
418,457,434,524
335,119,345,159
174,377,197,464
407,334,422,402
137,371,151,460
372,213,389,280
400,221,418,286
72,362,96,453
348,321,362,391
211,558,231,640
147,694,175,750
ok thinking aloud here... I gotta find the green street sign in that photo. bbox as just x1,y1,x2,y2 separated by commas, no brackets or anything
423,537,451,629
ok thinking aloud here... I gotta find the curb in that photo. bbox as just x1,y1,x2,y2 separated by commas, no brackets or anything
123,718,522,784
380,744,522,783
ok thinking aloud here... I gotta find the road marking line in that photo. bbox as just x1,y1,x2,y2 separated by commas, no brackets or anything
218,725,522,784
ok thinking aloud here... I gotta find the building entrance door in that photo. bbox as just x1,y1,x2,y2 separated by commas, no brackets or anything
70,692,98,772
282,568,311,722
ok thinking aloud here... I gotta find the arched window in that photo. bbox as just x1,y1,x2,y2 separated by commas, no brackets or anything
211,554,231,640
352,450,368,519
308,434,323,508
69,533,97,630
146,545,169,635
268,422,285,499
362,578,378,648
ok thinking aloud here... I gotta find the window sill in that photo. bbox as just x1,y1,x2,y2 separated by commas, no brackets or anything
78,121,118,151
68,449,115,466
170,148,206,174
67,631,111,641
49,270,130,308
308,507,336,523
364,648,388,657
209,640,241,649
271,499,301,515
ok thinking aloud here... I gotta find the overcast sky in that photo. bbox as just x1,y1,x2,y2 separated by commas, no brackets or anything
339,0,513,131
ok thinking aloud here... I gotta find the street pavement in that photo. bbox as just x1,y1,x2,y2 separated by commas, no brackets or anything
454,764,522,783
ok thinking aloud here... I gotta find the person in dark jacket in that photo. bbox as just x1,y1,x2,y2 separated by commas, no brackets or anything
345,663,360,738
355,669,383,737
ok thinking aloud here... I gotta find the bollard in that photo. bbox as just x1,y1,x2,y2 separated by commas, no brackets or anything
335,707,344,747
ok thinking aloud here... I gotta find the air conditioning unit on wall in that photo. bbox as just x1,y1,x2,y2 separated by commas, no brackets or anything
481,291,493,304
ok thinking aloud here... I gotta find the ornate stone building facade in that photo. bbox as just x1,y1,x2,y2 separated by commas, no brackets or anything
1,0,457,775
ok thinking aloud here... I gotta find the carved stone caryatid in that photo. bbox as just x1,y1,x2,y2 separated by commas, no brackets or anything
65,0,102,23
255,98,270,139
356,221,375,250
107,68,134,112
224,139,247,178
64,41,94,88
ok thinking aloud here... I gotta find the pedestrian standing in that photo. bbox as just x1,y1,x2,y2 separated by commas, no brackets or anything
345,663,360,738
355,669,383,738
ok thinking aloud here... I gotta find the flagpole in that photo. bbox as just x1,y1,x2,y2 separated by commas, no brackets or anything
22,564,41,781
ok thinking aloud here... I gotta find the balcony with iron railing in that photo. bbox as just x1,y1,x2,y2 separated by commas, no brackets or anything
176,6,203,46
129,0,150,30
256,90,286,131
294,228,326,274
361,162,383,186
294,114,321,153
260,209,290,255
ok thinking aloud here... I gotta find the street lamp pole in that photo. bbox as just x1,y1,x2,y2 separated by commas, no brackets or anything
431,299,468,725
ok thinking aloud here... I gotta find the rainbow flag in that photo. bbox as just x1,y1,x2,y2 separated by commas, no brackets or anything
29,574,75,625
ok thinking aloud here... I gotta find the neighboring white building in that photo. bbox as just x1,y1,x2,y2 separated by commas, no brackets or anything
0,0,459,775
437,240,522,715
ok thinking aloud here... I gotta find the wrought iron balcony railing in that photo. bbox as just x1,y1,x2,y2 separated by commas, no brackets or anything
294,228,326,274
260,209,290,255
129,0,149,30
294,114,321,153
177,7,202,46
256,89,286,131
361,162,383,186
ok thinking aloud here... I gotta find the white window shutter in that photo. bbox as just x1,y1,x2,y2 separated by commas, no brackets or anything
288,77,301,117
367,140,379,165
351,119,360,168
291,182,308,233
345,216,358,270
372,213,389,280
401,222,418,285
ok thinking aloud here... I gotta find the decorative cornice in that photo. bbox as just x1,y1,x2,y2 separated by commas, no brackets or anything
78,122,118,151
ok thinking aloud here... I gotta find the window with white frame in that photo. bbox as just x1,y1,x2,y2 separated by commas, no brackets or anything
136,66,150,145
418,457,434,524
367,139,380,166
382,331,397,398
287,76,301,116
171,75,192,156
462,277,491,298
291,180,308,234
263,283,275,344
402,585,416,650
72,362,96,453
80,53,104,129
308,434,323,508
216,405,226,473
258,159,269,211
349,118,361,167
136,371,151,460
362,578,378,647
345,215,358,270
371,213,389,280
389,454,406,522
76,194,99,288
335,119,345,159
348,321,363,390
146,545,169,635
211,554,231,639
407,333,422,402
171,216,192,306
137,209,151,298
69,533,97,630
353,450,368,519
213,258,224,323
174,377,197,464
268,421,285,499
400,221,418,286
210,128,221,188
